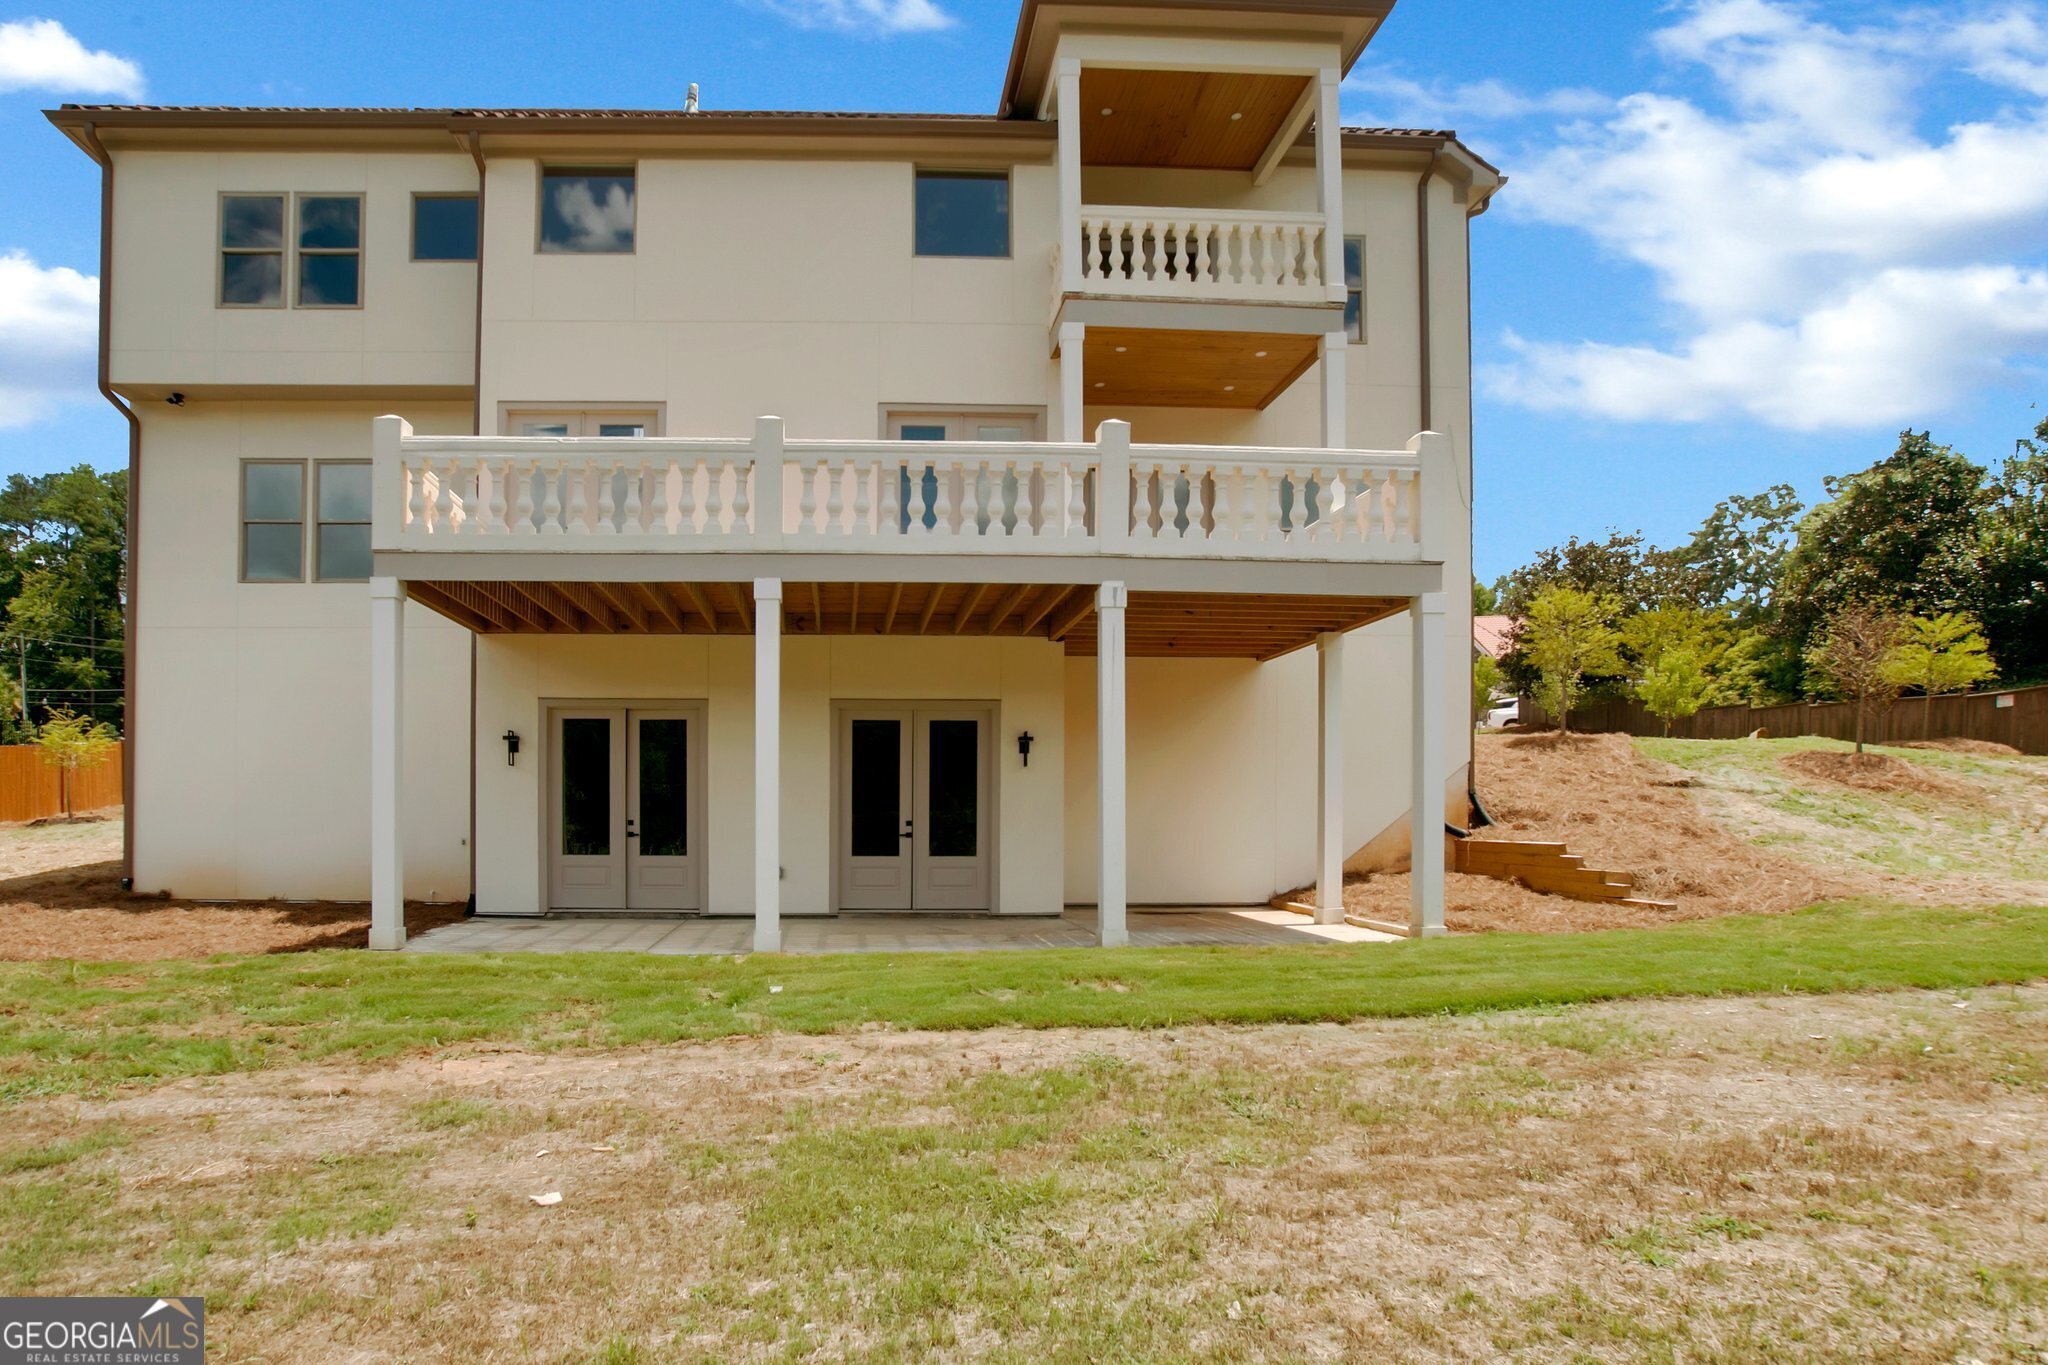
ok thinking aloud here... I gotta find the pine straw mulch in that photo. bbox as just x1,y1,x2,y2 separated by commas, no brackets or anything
0,819,465,961
1898,738,2024,756
1780,748,1987,802
1314,732,1879,936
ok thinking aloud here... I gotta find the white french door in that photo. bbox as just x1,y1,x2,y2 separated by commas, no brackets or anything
547,705,704,911
837,707,993,911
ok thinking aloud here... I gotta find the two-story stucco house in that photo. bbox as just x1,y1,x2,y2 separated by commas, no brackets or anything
49,0,1500,951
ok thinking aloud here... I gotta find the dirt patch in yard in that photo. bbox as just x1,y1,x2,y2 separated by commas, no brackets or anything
5,987,2043,1360
1781,748,1987,801
0,820,464,960
1900,737,2024,756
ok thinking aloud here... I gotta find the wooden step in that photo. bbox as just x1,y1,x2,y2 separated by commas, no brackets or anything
1453,835,1666,910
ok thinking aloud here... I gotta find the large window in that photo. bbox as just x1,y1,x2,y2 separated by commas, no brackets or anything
913,170,1010,258
296,194,363,307
240,461,305,582
539,168,636,253
503,407,661,437
220,194,286,307
412,193,479,261
315,462,372,581
1344,237,1365,343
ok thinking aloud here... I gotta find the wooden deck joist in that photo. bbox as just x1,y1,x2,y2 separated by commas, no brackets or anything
403,581,1410,659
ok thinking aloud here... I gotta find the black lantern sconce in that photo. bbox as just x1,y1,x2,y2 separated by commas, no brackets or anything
503,730,521,766
1017,731,1034,767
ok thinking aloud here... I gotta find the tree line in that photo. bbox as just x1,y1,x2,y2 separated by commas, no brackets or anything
1479,416,2048,745
0,466,127,743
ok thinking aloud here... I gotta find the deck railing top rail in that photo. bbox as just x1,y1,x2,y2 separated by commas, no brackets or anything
373,416,1448,564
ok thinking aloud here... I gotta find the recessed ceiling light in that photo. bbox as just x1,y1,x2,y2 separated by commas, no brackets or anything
1254,350,1268,357
1223,384,1236,392
1100,107,1114,116
1114,345,1127,353
1230,112,1243,121
1094,381,1106,388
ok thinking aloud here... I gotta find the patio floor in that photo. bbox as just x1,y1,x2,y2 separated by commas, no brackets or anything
404,907,1400,954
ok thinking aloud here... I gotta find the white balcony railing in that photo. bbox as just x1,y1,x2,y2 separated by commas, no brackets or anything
373,417,1444,564
1058,206,1332,302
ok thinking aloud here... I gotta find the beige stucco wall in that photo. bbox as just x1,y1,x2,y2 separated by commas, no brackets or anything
130,401,473,900
108,148,477,391
472,635,1066,916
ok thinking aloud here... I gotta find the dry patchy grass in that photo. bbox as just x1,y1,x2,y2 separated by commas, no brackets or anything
4,988,2044,1361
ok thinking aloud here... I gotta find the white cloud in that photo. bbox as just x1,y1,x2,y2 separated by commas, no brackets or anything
1484,0,2048,431
545,180,635,253
0,18,143,99
0,251,99,430
752,0,953,36
1345,72,1608,128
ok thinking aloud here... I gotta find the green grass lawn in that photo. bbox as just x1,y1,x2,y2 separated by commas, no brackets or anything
4,898,2047,1102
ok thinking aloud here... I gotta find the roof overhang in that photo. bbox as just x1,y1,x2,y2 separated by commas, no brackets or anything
1000,0,1396,118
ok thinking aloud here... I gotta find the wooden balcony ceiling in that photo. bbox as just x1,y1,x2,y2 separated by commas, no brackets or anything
407,581,1404,660
1080,69,1311,169
1083,327,1319,409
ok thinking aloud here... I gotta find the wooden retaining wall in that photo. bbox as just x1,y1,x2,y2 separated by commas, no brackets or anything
1520,683,2048,755
0,743,124,823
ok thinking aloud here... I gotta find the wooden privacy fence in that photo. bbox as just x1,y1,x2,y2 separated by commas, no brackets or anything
1520,684,2048,755
0,743,124,822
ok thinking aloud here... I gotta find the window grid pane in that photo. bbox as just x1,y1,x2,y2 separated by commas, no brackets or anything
315,462,372,581
413,195,480,261
1344,237,1365,343
914,170,1010,258
540,169,636,253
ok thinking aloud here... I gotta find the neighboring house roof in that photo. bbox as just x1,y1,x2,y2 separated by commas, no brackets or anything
1473,615,1515,660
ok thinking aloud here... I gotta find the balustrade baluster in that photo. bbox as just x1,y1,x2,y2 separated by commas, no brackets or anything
563,461,591,534
1130,461,1154,539
623,459,647,534
482,459,507,535
1404,469,1422,543
881,458,902,536
508,459,536,535
732,461,751,535
1193,224,1212,287
933,458,956,536
1185,463,1210,539
1210,465,1234,543
594,460,618,535
433,458,458,534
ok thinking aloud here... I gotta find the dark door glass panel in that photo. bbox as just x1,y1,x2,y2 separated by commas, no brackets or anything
914,170,1010,257
850,720,903,857
562,718,611,856
927,720,978,857
414,195,479,261
637,719,689,857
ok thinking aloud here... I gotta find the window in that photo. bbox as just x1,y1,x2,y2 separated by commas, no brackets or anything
295,194,363,307
412,194,479,261
220,194,286,307
883,410,1040,441
539,168,635,253
1344,237,1365,342
241,461,305,582
315,462,372,581
913,170,1010,258
502,408,661,437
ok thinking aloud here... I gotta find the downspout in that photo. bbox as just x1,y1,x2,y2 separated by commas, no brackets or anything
464,129,486,914
1414,150,1441,435
1465,185,1492,830
79,122,143,888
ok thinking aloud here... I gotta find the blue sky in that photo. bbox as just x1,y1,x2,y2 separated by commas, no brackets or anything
2,0,2046,582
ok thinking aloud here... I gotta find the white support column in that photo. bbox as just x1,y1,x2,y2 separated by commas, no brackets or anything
1095,580,1128,948
1055,57,1084,297
1315,631,1345,925
753,578,783,953
368,576,406,950
1315,65,1346,303
1409,592,1448,937
1319,331,1347,449
1059,320,1087,444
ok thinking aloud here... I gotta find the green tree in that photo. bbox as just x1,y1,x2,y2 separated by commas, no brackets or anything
1655,484,1804,622
1473,652,1503,724
1971,416,2048,682
1523,586,1623,735
1777,432,1990,669
1882,612,1996,731
1804,603,1904,755
1497,532,1651,698
1636,647,1714,736
0,466,126,732
1472,578,1499,615
34,707,118,819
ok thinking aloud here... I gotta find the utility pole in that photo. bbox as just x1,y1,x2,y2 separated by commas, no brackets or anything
16,637,25,726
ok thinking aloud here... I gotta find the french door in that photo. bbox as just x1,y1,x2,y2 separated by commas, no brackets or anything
548,706,703,911
838,707,993,911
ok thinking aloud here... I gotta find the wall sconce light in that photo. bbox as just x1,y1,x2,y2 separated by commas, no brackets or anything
503,730,521,766
1017,731,1034,767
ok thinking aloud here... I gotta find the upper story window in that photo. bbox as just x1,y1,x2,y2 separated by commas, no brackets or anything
503,407,661,437
296,194,363,307
1344,237,1365,343
220,194,286,307
240,461,305,581
885,409,1041,441
412,194,479,262
540,168,636,254
913,169,1010,258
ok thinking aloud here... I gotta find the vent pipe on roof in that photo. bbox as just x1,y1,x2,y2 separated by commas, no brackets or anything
685,83,700,113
